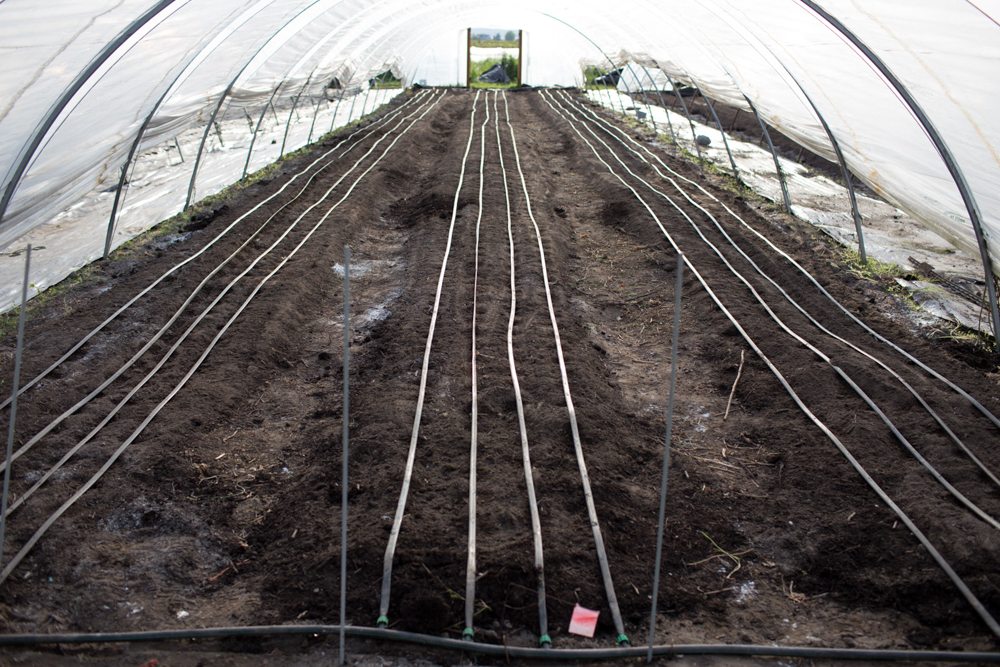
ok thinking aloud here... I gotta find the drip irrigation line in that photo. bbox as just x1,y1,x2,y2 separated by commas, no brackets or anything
556,91,1000,493
463,89,491,640
0,93,442,519
378,90,481,625
494,90,550,646
0,625,997,663
0,93,432,485
0,91,427,418
536,90,1000,638
569,93,1000,433
503,91,628,646
0,91,447,585
548,89,1000,534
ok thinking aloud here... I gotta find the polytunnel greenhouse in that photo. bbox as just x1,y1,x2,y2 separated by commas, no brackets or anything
1,0,999,663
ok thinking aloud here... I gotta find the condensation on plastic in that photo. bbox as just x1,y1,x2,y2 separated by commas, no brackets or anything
0,0,997,312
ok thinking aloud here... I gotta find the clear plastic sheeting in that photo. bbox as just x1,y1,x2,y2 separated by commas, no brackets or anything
0,0,998,317
0,87,400,313
616,62,672,93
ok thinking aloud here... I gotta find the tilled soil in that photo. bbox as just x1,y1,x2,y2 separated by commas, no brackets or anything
0,89,998,661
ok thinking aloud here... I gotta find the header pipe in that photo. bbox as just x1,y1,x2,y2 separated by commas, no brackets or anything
0,0,180,233
797,0,1000,343
0,625,998,663
184,0,328,210
745,95,793,215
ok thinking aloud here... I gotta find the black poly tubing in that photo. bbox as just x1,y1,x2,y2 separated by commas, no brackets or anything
0,94,432,498
0,92,446,584
0,625,997,663
541,89,1000,637
559,91,1000,489
560,90,1000,493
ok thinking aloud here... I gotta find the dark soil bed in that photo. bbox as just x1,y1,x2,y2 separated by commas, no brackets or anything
0,88,998,664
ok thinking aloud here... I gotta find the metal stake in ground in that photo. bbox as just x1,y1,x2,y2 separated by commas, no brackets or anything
1,244,32,570
340,245,351,666
647,252,684,662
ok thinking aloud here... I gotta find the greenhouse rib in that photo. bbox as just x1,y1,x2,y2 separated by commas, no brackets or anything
538,89,1000,638
494,90,550,644
0,92,437,499
0,91,427,416
378,90,481,625
549,91,1000,510
0,90,446,583
503,91,629,645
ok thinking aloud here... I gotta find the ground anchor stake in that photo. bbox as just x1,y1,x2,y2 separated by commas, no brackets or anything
647,252,684,662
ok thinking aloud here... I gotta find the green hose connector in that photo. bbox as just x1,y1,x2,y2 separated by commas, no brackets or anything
539,634,552,647
376,615,389,628
616,633,630,646
462,627,474,640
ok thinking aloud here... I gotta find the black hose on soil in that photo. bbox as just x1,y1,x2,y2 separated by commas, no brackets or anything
0,625,996,663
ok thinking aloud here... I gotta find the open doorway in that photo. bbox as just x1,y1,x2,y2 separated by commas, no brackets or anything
467,27,521,88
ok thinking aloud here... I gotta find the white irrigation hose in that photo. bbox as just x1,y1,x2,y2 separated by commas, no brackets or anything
0,92,424,418
0,91,447,584
543,91,1000,530
534,90,1000,639
494,90,551,647
377,90,481,626
558,91,1000,488
463,91,490,640
0,93,432,480
571,94,1000,432
502,92,628,646
1,92,443,518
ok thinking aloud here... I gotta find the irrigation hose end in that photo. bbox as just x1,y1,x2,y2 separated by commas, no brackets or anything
539,634,552,648
462,627,474,641
376,615,389,628
616,633,630,646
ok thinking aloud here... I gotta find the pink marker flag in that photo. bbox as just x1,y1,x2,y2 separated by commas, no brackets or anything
568,604,600,638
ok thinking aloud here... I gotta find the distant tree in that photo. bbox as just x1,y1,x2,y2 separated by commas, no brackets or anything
501,53,518,81
504,30,517,41
494,32,501,40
